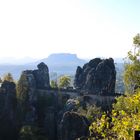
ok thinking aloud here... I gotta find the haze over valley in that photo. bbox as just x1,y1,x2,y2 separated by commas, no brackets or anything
0,53,124,79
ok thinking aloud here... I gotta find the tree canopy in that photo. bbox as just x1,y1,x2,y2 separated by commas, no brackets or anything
58,75,71,89
124,33,140,93
50,80,58,88
3,73,14,82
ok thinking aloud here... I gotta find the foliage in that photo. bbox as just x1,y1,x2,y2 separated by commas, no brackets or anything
3,72,14,82
89,113,115,140
89,91,140,140
0,77,2,83
19,125,48,140
16,73,30,120
124,33,140,93
58,75,71,89
50,80,58,88
113,93,140,114
77,104,101,122
16,73,29,100
111,92,140,139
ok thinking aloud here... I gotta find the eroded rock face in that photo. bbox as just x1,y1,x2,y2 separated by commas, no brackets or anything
74,58,116,95
44,107,57,140
22,70,36,89
0,81,20,140
18,62,50,125
22,62,50,90
59,111,89,140
64,99,79,112
33,62,50,89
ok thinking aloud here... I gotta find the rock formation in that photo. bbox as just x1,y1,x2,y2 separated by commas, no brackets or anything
21,62,50,90
0,60,118,140
59,111,89,140
74,58,116,95
18,63,60,140
33,62,50,89
0,81,20,140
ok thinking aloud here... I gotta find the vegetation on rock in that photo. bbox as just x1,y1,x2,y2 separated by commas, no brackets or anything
89,91,140,139
3,72,14,82
58,75,71,89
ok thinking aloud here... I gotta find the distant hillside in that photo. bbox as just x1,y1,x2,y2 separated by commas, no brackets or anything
0,65,37,80
33,53,87,75
0,54,124,81
0,57,38,65
0,53,87,80
36,53,86,66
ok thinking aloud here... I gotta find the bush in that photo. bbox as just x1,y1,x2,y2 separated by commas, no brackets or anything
19,125,48,140
77,104,101,122
89,91,140,139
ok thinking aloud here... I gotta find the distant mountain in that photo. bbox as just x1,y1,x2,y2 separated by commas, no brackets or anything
0,57,38,65
0,64,36,80
0,53,87,80
0,54,125,80
36,53,86,66
32,53,87,75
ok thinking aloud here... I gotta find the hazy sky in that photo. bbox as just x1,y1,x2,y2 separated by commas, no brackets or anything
0,0,140,59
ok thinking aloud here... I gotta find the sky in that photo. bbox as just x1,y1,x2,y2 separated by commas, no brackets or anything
0,0,140,60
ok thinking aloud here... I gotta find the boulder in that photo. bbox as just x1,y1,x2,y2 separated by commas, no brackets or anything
64,99,79,112
59,111,89,140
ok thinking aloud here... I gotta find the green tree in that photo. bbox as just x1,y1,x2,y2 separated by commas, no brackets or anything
16,73,30,120
50,80,58,88
16,73,29,99
77,104,101,122
124,33,140,93
58,75,71,89
89,91,140,140
3,73,14,82
110,92,140,139
19,125,48,140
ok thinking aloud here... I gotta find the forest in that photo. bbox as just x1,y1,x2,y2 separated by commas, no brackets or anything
0,34,140,140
